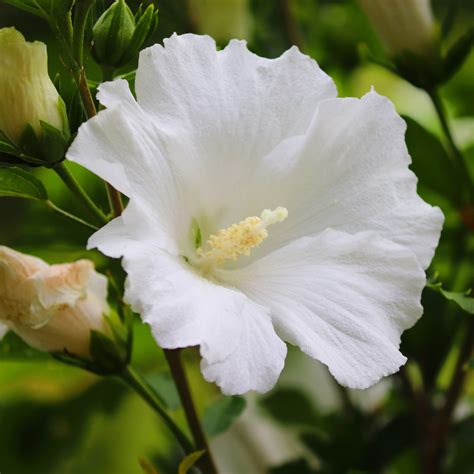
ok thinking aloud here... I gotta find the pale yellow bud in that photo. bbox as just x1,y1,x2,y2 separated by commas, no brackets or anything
358,0,438,59
0,246,109,358
0,27,64,144
188,0,250,41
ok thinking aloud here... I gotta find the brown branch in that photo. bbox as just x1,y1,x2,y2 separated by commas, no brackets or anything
164,349,218,474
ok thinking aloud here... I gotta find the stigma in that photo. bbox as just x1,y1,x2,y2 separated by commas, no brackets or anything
196,207,288,267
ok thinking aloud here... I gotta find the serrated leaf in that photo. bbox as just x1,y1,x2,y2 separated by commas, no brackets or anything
203,395,246,437
404,116,464,205
0,167,47,200
178,450,205,474
427,282,474,314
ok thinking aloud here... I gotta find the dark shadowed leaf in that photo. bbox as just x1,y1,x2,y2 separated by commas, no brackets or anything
0,167,47,200
260,388,319,426
427,282,474,314
404,116,464,206
203,395,246,437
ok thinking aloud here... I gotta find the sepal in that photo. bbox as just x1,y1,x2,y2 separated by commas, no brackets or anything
1,119,70,168
92,0,158,69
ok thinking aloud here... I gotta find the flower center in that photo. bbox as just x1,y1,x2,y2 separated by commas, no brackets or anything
196,207,288,268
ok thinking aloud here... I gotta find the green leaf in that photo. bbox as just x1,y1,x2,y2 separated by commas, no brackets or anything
260,388,319,426
178,450,205,474
203,395,246,437
2,0,47,18
0,331,49,361
442,27,474,83
427,282,474,314
3,0,74,18
0,131,18,155
0,167,47,200
146,372,180,410
404,116,464,205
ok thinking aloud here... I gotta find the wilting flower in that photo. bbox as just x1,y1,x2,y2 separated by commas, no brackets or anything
68,34,443,394
358,0,438,60
0,246,108,357
0,27,65,144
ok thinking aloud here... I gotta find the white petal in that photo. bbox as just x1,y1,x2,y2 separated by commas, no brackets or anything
242,90,443,270
68,100,190,246
136,34,336,154
67,96,181,209
132,34,336,225
0,323,7,339
122,244,286,394
218,229,426,389
96,78,137,109
88,198,179,258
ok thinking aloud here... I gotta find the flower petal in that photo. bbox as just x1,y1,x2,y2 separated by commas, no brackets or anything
242,90,443,270
0,323,7,339
122,244,286,394
129,34,336,226
218,229,426,389
31,260,93,312
136,34,336,156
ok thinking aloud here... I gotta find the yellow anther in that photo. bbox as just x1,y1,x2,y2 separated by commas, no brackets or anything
197,207,288,266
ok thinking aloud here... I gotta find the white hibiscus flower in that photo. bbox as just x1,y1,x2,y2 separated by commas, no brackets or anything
68,34,443,395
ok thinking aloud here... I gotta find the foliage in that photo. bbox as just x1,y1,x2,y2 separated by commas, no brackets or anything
0,0,473,473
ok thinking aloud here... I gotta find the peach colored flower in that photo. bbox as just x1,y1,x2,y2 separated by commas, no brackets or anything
0,246,108,357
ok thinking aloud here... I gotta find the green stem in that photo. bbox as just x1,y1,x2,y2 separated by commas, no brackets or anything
72,0,94,65
428,88,473,200
164,349,218,474
120,365,194,455
99,66,124,217
46,200,99,231
54,162,108,225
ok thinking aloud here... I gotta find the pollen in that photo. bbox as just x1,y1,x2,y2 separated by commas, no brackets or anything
197,207,288,266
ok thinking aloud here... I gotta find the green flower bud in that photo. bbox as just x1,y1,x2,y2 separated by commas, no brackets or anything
92,0,158,69
0,27,66,146
92,0,136,68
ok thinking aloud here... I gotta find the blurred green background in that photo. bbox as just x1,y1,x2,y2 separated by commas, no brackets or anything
0,0,473,473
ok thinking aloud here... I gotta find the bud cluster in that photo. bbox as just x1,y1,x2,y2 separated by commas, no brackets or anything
92,0,158,70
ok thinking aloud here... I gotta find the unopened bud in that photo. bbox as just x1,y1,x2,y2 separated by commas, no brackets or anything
93,0,136,67
0,246,108,358
0,28,67,146
358,0,438,60
92,0,158,68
